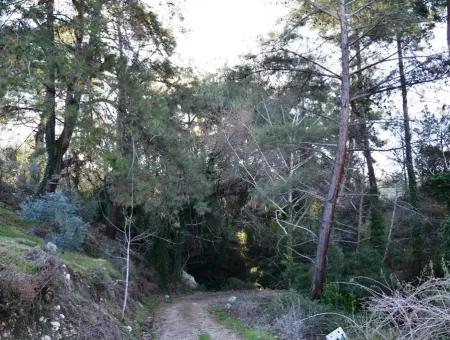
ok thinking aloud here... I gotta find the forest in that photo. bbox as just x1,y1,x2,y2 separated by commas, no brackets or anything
1,0,450,339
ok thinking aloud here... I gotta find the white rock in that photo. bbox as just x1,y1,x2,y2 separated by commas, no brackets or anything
39,316,46,322
41,336,51,340
59,314,65,319
164,295,170,299
50,321,60,331
54,305,60,311
45,242,58,254
125,326,132,332
65,273,71,281
228,296,237,303
225,303,232,309
181,270,198,289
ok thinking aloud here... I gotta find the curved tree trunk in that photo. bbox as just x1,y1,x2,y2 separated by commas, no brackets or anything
312,0,350,299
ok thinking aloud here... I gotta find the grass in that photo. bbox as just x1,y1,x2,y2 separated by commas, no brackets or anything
0,208,41,273
0,206,31,229
0,237,38,273
0,206,119,281
212,309,276,340
199,333,211,340
130,296,161,339
0,207,40,244
61,251,120,278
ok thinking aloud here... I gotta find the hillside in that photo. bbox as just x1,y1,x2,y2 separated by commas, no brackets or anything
0,204,155,340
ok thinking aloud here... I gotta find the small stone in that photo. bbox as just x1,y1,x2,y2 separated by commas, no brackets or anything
225,303,232,309
65,273,71,281
125,326,132,332
228,296,237,303
54,305,61,311
41,336,51,340
50,321,60,331
45,242,58,254
59,314,65,319
39,316,46,323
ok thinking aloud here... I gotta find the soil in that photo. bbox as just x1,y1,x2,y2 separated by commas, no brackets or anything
149,291,247,340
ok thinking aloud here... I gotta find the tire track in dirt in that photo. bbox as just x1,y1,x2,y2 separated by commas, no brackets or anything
150,292,242,340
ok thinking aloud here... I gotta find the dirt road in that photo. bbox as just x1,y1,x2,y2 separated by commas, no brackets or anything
150,292,242,340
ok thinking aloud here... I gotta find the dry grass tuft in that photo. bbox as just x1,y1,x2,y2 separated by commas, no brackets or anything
350,276,450,340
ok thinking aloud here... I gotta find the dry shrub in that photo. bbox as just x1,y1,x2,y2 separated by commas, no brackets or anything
0,249,66,315
272,304,304,339
352,277,450,339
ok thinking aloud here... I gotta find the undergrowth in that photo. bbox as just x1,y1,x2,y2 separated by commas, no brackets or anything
212,308,276,340
199,332,212,340
129,296,161,339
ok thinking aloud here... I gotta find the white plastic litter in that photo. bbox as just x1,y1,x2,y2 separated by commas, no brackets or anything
326,327,347,340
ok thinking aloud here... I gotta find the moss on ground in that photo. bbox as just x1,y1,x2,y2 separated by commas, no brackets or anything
61,251,119,279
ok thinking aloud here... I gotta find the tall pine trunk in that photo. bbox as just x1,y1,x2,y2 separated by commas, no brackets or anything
312,0,351,299
447,0,450,53
38,2,98,194
37,0,57,195
396,33,418,207
353,37,384,251
396,32,423,273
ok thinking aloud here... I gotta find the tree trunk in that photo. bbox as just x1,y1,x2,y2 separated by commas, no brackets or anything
447,0,450,53
37,0,57,195
396,33,418,207
397,33,423,273
312,0,350,299
352,36,384,251
38,2,99,194
45,80,82,193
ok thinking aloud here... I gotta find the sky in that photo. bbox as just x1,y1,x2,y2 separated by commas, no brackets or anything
169,1,449,181
172,0,289,73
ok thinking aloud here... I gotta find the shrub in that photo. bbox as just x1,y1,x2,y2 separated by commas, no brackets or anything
226,290,349,339
349,276,450,339
21,192,87,250
282,261,312,291
226,277,254,290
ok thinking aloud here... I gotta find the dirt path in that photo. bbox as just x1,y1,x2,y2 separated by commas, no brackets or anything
149,292,243,340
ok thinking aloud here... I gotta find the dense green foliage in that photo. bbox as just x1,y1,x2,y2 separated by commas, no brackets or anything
0,0,449,313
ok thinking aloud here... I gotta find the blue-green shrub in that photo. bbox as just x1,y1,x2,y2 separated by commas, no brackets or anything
21,192,86,250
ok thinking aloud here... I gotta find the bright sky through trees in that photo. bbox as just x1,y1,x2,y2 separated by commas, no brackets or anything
174,0,289,73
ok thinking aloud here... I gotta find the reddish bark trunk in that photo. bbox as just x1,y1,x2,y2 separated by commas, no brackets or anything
312,0,351,299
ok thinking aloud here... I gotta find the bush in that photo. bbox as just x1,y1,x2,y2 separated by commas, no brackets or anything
226,277,254,290
282,262,312,291
227,290,349,339
21,192,87,250
350,276,450,339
